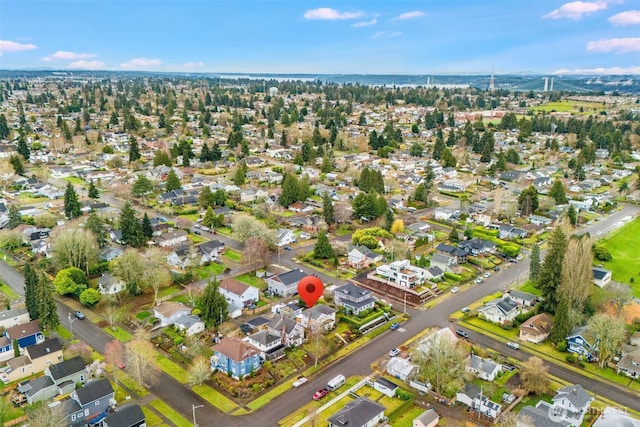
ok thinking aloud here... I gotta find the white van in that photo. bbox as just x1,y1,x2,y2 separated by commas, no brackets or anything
327,374,345,391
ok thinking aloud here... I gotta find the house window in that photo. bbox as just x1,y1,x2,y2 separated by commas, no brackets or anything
85,409,89,416
71,415,76,421
95,401,100,405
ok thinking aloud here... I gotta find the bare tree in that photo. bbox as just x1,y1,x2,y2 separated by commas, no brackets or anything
64,342,93,363
104,340,124,389
51,225,99,275
26,401,65,427
412,333,467,395
184,284,202,307
334,201,352,224
186,355,211,387
143,247,173,305
607,282,633,315
244,237,271,272
111,249,145,295
559,235,592,323
232,214,275,246
100,296,127,329
125,329,159,387
520,356,549,396
587,313,627,368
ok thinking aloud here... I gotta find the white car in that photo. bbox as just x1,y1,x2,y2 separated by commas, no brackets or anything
451,287,459,293
389,348,401,357
484,272,491,278
292,377,308,388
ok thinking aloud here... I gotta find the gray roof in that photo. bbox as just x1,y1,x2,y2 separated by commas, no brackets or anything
75,378,113,405
247,330,281,346
26,337,62,359
554,384,592,409
48,356,86,381
519,402,571,427
327,397,385,427
592,267,611,280
18,375,55,397
467,354,500,375
414,409,439,426
103,404,145,427
0,307,28,321
459,383,481,400
275,269,307,286
374,377,398,390
508,289,537,302
335,283,371,298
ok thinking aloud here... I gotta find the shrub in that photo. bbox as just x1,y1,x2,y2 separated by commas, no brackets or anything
593,245,612,261
578,361,586,368
174,336,184,346
566,354,576,364
80,288,100,306
556,341,568,352
396,389,413,400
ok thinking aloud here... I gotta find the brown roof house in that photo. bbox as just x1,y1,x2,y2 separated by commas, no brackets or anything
210,337,261,380
519,313,553,344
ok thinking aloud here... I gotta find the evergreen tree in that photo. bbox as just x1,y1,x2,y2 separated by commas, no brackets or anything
165,169,181,192
131,175,154,198
537,227,567,313
199,142,211,162
153,150,172,167
128,136,141,162
548,180,568,205
87,180,100,199
24,264,39,320
8,204,22,229
141,213,154,240
567,204,577,226
0,113,9,139
210,143,222,161
213,189,227,206
198,279,228,327
37,273,59,331
322,192,335,225
449,223,460,243
199,186,216,209
85,212,107,248
384,209,394,232
119,202,145,247
550,299,571,344
233,161,246,186
313,231,334,259
64,182,81,219
529,244,540,282
17,135,30,160
518,185,539,216
432,133,445,160
279,173,299,207
202,206,216,229
9,154,24,175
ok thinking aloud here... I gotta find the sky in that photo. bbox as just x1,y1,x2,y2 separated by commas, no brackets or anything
1,0,640,75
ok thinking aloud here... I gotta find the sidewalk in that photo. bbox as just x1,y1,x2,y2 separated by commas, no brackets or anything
291,375,372,427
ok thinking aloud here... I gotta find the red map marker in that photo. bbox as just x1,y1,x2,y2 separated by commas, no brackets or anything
298,276,324,308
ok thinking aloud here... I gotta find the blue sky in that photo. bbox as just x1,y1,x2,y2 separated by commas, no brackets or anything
1,1,639,75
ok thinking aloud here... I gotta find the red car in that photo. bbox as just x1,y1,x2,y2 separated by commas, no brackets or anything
313,388,329,400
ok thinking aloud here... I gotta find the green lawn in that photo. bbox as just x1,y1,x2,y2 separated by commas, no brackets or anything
55,324,73,339
149,400,192,427
531,100,604,114
389,405,425,427
0,280,20,300
104,326,133,342
192,384,239,413
141,407,167,427
519,280,542,296
223,248,242,262
0,250,18,267
598,217,640,297
236,273,266,290
154,354,187,383
62,176,86,185
196,262,225,279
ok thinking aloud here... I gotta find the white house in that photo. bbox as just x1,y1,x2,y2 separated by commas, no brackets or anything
375,260,427,288
97,273,125,295
465,355,503,382
333,283,377,315
218,278,259,309
347,245,383,269
0,308,30,330
276,229,296,248
153,302,191,327
592,267,612,288
373,377,398,398
174,314,205,336
551,384,593,427
296,304,336,331
327,398,385,427
156,230,188,248
456,383,502,420
413,408,439,427
266,269,307,297
386,356,417,382
477,296,520,325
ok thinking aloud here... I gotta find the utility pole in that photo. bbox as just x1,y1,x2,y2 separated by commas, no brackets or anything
192,404,203,427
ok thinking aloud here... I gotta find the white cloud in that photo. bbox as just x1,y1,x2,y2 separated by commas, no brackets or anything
120,57,162,69
68,60,105,70
394,11,425,20
351,18,377,28
586,37,640,53
0,40,37,53
372,31,402,39
608,10,640,26
42,51,96,62
553,66,640,74
543,1,607,20
303,8,363,20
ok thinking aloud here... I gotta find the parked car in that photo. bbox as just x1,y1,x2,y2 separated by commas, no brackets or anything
389,348,401,357
493,266,500,272
507,342,520,350
293,377,308,388
313,388,329,400
484,272,491,278
284,246,292,251
461,307,470,313
389,322,400,330
451,287,459,293
456,329,469,339
475,278,483,284
73,311,85,320
192,228,201,235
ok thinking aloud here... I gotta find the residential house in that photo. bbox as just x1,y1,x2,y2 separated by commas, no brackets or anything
592,267,612,288
219,278,260,308
98,273,125,295
616,332,640,379
267,314,305,347
456,383,502,420
374,377,399,398
296,304,336,331
333,283,377,315
47,356,87,393
276,229,296,248
519,313,553,343
1,338,63,383
327,397,386,427
266,269,306,297
62,378,115,427
489,223,527,239
465,354,503,381
518,402,571,427
566,326,597,361
243,330,285,361
286,215,327,233
6,319,44,350
210,337,261,380
386,356,417,382
0,307,30,330
375,260,427,288
477,296,520,325
166,245,195,270
413,408,439,427
347,245,383,269
459,238,497,256
505,290,537,308
153,302,191,327
435,243,467,264
288,202,314,213
406,221,430,234
0,336,13,362
593,407,640,427
425,266,444,281
430,253,456,273
17,375,57,404
155,229,188,248
174,315,205,336
196,240,226,263
551,384,593,427
102,404,146,427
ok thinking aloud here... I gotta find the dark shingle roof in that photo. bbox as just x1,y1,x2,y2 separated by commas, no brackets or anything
326,397,385,427
48,356,86,381
26,338,61,359
75,378,114,405
103,404,145,427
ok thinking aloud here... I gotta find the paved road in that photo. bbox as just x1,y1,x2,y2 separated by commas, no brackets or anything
2,204,638,426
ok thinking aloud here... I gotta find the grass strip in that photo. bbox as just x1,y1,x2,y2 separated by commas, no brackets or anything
192,384,239,413
149,399,192,427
